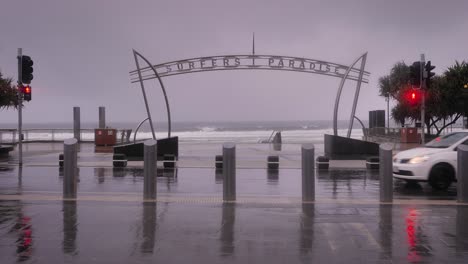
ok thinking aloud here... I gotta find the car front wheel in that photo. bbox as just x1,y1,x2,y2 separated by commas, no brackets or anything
428,164,453,190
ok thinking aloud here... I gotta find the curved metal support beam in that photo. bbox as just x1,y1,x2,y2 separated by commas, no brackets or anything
133,117,150,143
347,53,367,138
353,115,367,140
133,49,172,139
133,51,156,140
333,52,368,137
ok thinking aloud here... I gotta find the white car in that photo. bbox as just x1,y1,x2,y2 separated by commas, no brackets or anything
393,131,468,190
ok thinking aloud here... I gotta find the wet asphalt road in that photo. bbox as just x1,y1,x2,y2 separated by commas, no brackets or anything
0,143,467,263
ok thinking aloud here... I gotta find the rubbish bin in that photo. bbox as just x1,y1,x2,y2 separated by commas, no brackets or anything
95,128,117,146
400,128,419,143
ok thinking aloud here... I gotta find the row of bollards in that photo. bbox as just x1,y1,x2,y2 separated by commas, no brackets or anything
61,139,468,204
221,143,315,202
216,154,324,171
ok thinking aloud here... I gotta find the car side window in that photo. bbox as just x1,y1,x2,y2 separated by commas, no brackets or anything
454,139,468,151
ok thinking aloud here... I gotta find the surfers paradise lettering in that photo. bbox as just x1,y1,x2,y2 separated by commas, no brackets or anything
130,55,369,83
165,56,342,75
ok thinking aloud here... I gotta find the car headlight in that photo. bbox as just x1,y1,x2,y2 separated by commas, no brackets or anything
408,156,430,164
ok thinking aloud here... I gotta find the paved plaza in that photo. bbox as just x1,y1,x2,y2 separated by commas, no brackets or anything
1,143,467,263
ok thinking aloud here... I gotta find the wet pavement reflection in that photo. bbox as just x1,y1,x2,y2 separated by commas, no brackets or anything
63,201,77,255
379,204,393,260
267,168,279,183
457,206,468,254
299,203,314,255
1,200,468,262
220,203,235,256
1,165,467,262
140,202,157,254
0,165,458,201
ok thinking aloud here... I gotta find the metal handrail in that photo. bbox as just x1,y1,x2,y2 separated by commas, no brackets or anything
133,117,150,144
353,116,367,140
267,130,277,143
0,128,133,144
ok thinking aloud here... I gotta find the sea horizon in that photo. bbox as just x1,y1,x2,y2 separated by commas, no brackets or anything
1,119,369,131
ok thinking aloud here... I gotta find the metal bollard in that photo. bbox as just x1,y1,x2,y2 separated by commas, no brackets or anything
73,107,81,142
163,154,176,168
113,153,127,168
457,145,468,203
144,139,157,200
223,143,236,201
379,143,393,203
301,144,315,202
59,153,64,168
215,155,223,169
99,106,106,129
366,156,380,170
316,156,329,170
267,155,279,170
63,138,78,199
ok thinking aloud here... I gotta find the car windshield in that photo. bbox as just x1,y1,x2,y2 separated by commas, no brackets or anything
425,132,468,148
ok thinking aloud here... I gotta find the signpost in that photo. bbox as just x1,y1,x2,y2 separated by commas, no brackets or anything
130,49,371,141
17,48,23,165
420,54,426,144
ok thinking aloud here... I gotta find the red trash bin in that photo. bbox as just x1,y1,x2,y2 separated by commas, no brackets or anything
400,128,419,143
94,129,117,146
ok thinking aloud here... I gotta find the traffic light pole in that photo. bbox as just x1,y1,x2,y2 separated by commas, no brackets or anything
17,48,23,166
420,54,426,145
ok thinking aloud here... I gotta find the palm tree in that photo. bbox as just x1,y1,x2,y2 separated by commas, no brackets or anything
0,71,18,109
378,62,412,127
389,62,410,99
378,62,410,100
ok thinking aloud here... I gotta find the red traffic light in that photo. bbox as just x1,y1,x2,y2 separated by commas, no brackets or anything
23,85,32,101
404,89,421,105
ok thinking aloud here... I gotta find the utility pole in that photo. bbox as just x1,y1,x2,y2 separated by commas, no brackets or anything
386,95,389,129
17,48,23,166
420,54,426,145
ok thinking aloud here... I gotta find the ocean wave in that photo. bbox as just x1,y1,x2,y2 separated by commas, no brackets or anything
0,128,364,144
197,126,218,132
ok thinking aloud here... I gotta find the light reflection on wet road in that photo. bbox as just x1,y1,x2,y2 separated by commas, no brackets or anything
0,166,467,263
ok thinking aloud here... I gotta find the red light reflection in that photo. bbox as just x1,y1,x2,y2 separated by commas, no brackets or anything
15,215,33,261
406,209,421,263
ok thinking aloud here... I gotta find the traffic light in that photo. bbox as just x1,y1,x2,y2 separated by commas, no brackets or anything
409,61,421,87
425,61,436,88
463,84,468,115
23,85,32,101
21,55,34,84
405,89,421,106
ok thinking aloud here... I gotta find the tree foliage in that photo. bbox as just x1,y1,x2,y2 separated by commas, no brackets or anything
379,60,468,136
0,71,18,109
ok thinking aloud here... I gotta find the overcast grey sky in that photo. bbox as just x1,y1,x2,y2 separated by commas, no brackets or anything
1,0,467,125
